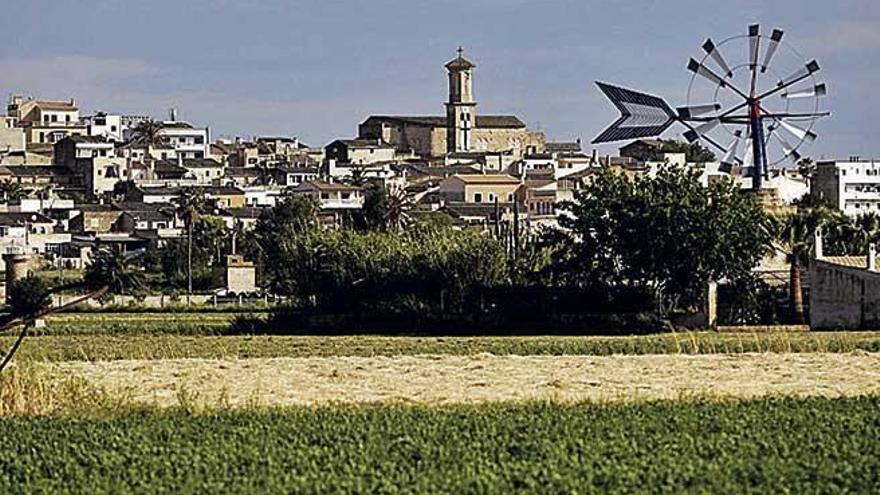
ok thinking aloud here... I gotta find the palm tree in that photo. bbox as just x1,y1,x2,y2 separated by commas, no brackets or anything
174,187,210,294
129,119,167,148
772,198,838,324
0,246,145,373
83,246,146,296
0,180,24,203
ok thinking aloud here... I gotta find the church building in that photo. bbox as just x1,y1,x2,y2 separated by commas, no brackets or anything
358,49,545,159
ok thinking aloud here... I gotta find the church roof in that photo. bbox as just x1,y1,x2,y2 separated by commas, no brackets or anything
445,55,476,70
362,115,526,129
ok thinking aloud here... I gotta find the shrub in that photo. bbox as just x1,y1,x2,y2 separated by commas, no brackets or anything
7,276,52,318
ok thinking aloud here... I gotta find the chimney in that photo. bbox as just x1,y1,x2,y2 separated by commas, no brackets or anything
591,149,598,165
814,228,824,260
70,98,75,107
869,243,877,272
169,108,177,122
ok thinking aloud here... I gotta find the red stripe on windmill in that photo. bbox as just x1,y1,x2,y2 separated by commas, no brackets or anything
592,24,830,190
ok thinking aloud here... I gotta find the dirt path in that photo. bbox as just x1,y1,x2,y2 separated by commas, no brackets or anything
38,352,880,408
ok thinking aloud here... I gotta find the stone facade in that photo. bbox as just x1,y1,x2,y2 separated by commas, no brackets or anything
357,50,544,159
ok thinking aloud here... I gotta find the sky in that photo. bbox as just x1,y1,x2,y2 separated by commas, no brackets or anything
1,0,878,160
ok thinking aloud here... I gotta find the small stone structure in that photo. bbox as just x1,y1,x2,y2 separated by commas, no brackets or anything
3,252,32,303
809,232,880,329
220,255,256,295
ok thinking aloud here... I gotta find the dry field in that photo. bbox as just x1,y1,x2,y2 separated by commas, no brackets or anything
10,351,877,412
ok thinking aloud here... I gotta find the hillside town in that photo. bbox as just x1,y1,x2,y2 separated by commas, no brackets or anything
0,49,877,328
4,0,880,490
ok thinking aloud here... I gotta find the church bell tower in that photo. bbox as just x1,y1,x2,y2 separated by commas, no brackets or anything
445,47,476,153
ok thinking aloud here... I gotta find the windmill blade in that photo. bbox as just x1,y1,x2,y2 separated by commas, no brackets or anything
702,38,733,77
719,130,743,172
777,60,820,87
687,58,728,87
677,103,721,120
773,131,802,162
591,82,677,143
749,24,760,69
776,119,817,142
689,58,751,100
761,28,784,73
682,118,720,143
781,83,827,99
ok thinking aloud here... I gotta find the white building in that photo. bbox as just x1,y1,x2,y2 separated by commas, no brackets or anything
813,159,880,216
84,112,123,142
157,121,210,160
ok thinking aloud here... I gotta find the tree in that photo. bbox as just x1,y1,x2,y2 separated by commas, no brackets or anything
174,187,211,294
112,180,139,203
7,276,52,319
0,246,145,373
84,246,146,296
0,180,24,203
770,196,839,323
557,166,769,316
129,119,168,148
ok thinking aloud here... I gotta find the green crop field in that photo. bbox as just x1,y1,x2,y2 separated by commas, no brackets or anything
0,397,877,493
5,331,880,362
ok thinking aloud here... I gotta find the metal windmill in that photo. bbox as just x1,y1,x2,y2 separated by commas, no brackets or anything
593,24,830,190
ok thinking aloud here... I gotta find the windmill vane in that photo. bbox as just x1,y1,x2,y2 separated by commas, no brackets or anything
592,24,830,191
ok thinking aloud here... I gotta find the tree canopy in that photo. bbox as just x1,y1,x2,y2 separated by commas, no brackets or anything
556,166,769,314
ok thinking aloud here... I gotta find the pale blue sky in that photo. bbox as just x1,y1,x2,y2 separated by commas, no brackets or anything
1,0,878,159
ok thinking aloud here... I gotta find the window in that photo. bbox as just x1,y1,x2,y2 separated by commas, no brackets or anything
507,193,513,202
342,192,351,200
65,115,71,123
320,192,329,200
488,193,495,202
111,125,117,132
194,136,204,144
51,114,58,123
474,192,483,203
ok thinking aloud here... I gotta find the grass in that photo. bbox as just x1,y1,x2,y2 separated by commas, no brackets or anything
2,331,880,363
32,312,254,336
0,397,876,493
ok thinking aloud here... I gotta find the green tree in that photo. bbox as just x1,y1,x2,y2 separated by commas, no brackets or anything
770,197,839,323
1,246,145,373
174,187,211,294
112,180,139,203
84,246,146,296
0,180,24,203
558,166,769,316
129,119,168,148
7,276,52,319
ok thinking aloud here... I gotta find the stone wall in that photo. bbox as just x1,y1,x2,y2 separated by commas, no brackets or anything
809,261,880,329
